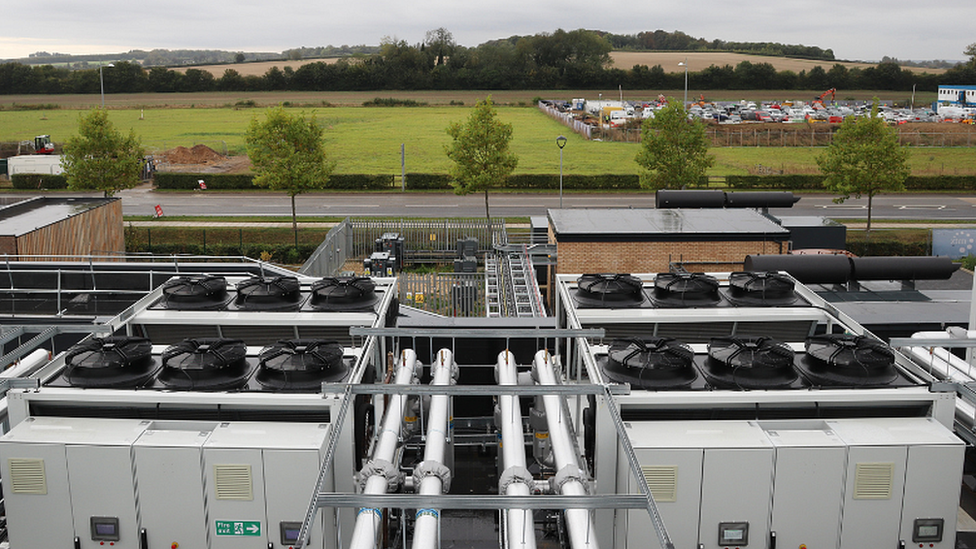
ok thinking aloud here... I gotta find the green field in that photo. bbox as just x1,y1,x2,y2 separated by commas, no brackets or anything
1,98,973,177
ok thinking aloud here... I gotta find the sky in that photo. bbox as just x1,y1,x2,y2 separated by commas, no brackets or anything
2,0,973,63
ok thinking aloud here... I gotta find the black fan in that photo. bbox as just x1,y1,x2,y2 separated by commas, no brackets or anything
574,274,645,308
703,336,798,389
725,271,800,306
798,334,898,386
601,337,698,390
62,336,159,388
157,338,253,390
234,275,303,311
308,276,379,311
649,272,721,307
256,340,348,390
159,275,230,310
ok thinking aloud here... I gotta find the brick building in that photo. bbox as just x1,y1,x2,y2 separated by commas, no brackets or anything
548,208,789,275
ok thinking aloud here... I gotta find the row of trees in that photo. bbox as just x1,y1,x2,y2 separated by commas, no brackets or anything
601,30,835,61
4,32,976,95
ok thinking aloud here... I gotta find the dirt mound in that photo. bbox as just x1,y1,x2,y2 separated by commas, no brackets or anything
161,144,226,165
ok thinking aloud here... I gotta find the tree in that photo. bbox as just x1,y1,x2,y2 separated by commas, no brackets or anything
966,42,976,67
62,109,145,197
245,106,336,238
445,96,518,219
635,100,714,190
816,101,910,231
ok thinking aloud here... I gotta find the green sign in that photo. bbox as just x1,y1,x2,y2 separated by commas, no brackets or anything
215,521,261,536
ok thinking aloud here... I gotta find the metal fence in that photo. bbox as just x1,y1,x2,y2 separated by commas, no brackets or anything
398,272,485,317
301,218,508,277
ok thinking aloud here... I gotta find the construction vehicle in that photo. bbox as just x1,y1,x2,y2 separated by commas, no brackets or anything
812,88,836,110
17,135,55,155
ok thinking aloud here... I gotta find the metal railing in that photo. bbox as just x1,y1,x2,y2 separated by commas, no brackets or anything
399,272,484,317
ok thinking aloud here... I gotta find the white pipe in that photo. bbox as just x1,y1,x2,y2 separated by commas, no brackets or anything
0,348,50,379
411,349,455,549
532,350,599,549
903,331,976,428
349,349,420,549
496,350,538,549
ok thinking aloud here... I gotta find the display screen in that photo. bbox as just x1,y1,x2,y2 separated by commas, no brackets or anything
280,522,303,544
718,522,749,545
913,519,944,542
90,517,120,541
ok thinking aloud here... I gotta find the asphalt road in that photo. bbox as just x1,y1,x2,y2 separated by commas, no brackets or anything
114,187,976,221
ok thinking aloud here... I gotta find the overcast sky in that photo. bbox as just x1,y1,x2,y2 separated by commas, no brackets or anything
2,0,972,63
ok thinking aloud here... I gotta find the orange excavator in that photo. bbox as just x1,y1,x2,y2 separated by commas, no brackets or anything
812,88,836,110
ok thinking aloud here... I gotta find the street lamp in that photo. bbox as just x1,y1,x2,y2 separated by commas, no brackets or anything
99,63,115,108
556,135,567,208
678,58,688,108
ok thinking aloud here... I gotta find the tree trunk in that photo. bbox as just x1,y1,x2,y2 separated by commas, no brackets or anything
484,189,491,221
291,194,298,247
866,193,873,233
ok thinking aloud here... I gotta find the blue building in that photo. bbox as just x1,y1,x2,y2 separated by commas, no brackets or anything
937,85,976,114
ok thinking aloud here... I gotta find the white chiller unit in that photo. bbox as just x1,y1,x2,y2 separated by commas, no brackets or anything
0,417,333,549
619,417,963,549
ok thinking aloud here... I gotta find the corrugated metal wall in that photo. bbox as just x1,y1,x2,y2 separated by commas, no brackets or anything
14,200,124,259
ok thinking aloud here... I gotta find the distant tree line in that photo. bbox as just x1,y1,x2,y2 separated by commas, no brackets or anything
600,30,836,61
2,30,974,95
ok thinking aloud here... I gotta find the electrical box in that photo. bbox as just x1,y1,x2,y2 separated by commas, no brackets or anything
0,417,149,549
203,421,332,549
132,423,215,549
622,421,773,549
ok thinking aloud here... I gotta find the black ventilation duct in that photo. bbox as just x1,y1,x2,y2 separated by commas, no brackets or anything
234,275,303,310
655,190,799,209
850,256,960,281
574,274,646,308
726,271,800,306
157,338,252,390
744,255,852,284
160,275,230,310
256,340,348,391
601,337,698,390
62,336,159,388
703,337,798,389
309,276,379,311
799,334,898,386
649,272,721,307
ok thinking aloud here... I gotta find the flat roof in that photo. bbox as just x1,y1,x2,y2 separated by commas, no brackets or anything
548,208,789,242
0,196,117,237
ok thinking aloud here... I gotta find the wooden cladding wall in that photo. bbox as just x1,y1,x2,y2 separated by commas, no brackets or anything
14,200,123,258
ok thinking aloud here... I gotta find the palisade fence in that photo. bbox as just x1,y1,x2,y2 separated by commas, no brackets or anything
300,218,508,317
540,103,976,147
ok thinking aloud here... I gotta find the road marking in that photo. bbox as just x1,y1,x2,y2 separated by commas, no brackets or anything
817,205,866,209
897,205,946,210
404,204,460,208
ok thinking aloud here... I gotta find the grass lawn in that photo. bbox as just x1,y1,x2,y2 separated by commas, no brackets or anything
1,102,973,177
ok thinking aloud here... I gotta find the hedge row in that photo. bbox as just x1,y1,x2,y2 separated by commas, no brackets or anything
726,175,976,191
153,173,394,191
11,173,68,189
123,242,320,264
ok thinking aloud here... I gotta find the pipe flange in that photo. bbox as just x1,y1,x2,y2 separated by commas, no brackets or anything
412,460,452,493
549,464,589,494
498,465,535,494
356,458,402,493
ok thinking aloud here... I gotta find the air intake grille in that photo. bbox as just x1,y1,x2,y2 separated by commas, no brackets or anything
214,464,253,500
853,462,894,499
640,465,678,502
8,458,47,495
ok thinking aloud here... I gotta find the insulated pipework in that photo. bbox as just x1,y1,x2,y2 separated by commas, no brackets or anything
410,349,458,549
532,350,599,549
349,349,420,549
496,350,539,549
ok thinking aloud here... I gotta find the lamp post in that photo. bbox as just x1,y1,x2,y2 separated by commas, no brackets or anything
99,63,115,108
678,58,688,108
556,135,567,208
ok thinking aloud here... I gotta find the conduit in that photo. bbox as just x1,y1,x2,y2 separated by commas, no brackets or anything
902,331,976,427
349,349,420,549
496,350,538,549
411,349,457,549
532,350,599,549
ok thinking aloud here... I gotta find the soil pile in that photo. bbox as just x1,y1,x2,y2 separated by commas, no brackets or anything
161,144,226,165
